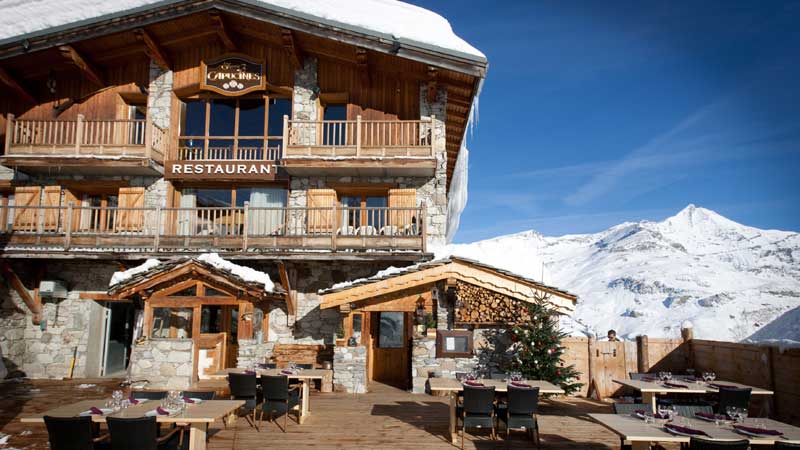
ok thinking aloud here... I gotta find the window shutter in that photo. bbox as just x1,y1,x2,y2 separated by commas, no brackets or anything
306,189,336,233
41,186,62,231
62,189,82,231
117,187,146,231
388,188,417,231
13,186,41,231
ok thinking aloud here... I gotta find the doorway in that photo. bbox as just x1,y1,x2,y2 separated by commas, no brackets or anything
101,302,135,376
368,311,411,389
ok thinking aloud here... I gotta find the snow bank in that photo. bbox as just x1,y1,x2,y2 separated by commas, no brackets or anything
197,253,275,292
109,259,160,287
0,0,484,58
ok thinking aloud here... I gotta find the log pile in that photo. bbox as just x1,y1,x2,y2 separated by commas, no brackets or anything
454,281,533,325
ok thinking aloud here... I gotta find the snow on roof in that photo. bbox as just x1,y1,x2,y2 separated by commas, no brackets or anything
0,0,485,60
109,258,161,286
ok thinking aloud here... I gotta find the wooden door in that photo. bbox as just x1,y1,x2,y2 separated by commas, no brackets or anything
590,340,637,399
117,187,145,231
221,305,239,369
369,311,411,389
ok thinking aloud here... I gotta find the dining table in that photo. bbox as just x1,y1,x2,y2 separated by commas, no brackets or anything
20,398,243,450
612,378,774,413
208,367,332,424
428,378,565,445
590,412,800,449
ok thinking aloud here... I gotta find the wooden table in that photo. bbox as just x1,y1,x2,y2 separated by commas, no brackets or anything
209,368,332,424
428,378,565,445
613,379,774,413
20,399,243,450
591,413,800,449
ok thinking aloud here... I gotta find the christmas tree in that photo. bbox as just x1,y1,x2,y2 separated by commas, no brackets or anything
509,294,583,395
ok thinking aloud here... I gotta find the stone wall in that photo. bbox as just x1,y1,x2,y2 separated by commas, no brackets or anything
236,338,274,369
292,56,319,145
129,338,194,389
419,82,448,246
147,61,172,130
333,346,367,393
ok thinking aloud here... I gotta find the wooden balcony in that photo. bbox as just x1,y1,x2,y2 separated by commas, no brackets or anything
282,116,437,176
2,114,167,175
165,136,284,181
0,204,427,258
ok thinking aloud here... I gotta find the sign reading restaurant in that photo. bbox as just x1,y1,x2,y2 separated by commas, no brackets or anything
165,161,284,180
200,54,266,96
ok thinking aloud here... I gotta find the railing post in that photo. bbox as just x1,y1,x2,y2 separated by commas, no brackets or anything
282,115,289,154
242,201,249,252
153,205,161,252
144,120,153,160
420,202,427,254
356,115,362,157
331,203,337,252
64,202,73,251
429,114,436,156
75,114,84,154
4,113,13,154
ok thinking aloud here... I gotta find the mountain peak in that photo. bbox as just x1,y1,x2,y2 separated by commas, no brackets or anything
661,204,740,231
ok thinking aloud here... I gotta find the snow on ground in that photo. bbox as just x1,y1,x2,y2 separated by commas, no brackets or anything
443,205,800,343
0,0,484,58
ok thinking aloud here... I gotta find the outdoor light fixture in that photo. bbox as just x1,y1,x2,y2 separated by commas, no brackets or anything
415,301,426,325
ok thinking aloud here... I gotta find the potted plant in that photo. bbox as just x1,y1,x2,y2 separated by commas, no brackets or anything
425,313,437,337
335,323,346,346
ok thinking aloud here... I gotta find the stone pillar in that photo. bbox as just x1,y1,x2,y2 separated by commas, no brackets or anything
129,339,194,389
419,82,448,247
333,346,367,393
147,61,172,130
237,339,275,368
292,57,320,146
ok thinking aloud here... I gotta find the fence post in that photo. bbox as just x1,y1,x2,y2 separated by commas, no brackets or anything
680,325,694,370
242,201,249,252
64,202,73,250
144,120,153,160
4,113,13,154
636,335,650,373
331,203,337,252
153,205,161,252
356,115,362,157
75,114,84,154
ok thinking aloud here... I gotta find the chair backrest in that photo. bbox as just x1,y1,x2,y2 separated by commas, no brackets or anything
295,363,314,370
612,403,648,415
182,390,216,400
228,372,257,398
462,386,496,415
261,375,291,400
689,437,749,450
259,363,277,369
44,415,95,450
107,416,159,450
507,386,540,415
774,442,800,449
628,372,647,380
130,390,167,400
673,404,713,417
718,387,751,412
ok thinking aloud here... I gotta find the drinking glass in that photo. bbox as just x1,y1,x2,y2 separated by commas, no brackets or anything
708,372,716,382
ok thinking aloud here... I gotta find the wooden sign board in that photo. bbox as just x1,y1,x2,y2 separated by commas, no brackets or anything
165,161,286,181
200,54,265,96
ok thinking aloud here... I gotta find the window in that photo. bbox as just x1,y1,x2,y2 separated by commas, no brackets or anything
436,330,474,358
176,187,287,236
179,97,289,160
151,308,193,339
339,193,388,232
377,312,405,349
322,104,347,146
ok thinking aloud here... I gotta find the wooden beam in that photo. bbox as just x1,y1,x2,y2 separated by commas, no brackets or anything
355,48,370,87
281,28,304,69
0,262,41,324
277,262,296,318
208,11,237,51
58,45,106,87
133,28,172,70
426,67,438,103
0,67,36,103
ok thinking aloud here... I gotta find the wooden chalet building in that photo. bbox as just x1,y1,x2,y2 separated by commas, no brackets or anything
0,0,573,392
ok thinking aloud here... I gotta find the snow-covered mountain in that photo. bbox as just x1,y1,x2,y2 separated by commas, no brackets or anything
445,205,800,342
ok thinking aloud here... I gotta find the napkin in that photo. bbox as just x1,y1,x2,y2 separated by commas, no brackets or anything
683,376,698,382
733,424,783,436
156,407,170,416
695,412,728,421
88,407,104,415
663,382,689,388
710,383,736,390
463,380,485,387
634,410,668,419
182,397,195,404
509,382,532,388
664,424,708,436
280,369,295,375
128,396,139,405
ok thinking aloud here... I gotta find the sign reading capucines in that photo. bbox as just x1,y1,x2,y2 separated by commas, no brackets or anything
200,54,266,96
165,161,284,180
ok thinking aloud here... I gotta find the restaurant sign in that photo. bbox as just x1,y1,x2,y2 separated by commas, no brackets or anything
165,161,284,180
200,54,266,96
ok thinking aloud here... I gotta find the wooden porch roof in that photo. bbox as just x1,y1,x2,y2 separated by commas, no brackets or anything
319,257,578,313
108,257,286,302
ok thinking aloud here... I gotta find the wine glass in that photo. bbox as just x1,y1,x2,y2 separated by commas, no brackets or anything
665,372,673,383
708,372,716,383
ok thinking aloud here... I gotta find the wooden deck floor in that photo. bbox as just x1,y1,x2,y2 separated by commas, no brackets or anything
0,377,681,449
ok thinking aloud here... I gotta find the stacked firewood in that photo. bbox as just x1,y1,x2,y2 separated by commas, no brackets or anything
454,281,533,325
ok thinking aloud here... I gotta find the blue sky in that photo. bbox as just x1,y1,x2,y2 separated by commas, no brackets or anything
411,0,800,243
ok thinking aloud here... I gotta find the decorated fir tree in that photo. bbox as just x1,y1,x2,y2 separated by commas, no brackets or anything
509,294,583,395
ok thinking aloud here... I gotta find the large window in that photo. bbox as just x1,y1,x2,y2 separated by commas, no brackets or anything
151,308,193,339
377,312,405,349
339,193,388,233
176,187,287,236
179,97,290,160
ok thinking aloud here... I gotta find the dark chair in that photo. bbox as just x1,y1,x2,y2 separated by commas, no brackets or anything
44,415,107,450
295,363,314,370
181,391,216,400
497,386,540,447
228,372,260,429
130,390,168,400
688,437,749,450
258,375,300,432
673,404,713,418
106,416,180,450
461,385,497,449
258,363,277,369
717,387,751,414
774,442,800,449
611,403,648,450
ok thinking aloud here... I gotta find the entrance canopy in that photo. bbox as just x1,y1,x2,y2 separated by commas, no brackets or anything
320,256,577,315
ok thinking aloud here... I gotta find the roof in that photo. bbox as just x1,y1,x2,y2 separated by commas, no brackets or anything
0,0,486,63
320,256,578,313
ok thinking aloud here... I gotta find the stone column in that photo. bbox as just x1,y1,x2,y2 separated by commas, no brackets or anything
147,61,172,130
419,82,448,247
292,57,320,146
333,346,367,393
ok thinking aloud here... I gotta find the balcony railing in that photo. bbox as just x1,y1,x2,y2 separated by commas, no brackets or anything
4,114,167,163
175,136,282,161
283,115,435,158
0,204,426,254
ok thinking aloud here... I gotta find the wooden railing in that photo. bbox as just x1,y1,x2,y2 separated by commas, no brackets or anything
4,114,166,163
283,115,435,158
175,139,281,161
0,204,426,253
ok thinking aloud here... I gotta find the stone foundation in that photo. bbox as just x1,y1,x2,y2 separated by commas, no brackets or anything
333,346,367,393
129,339,194,389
